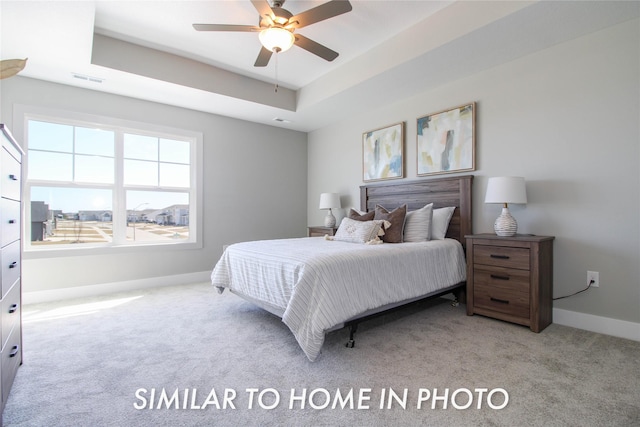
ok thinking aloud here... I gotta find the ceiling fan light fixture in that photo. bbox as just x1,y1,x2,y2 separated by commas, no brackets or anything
259,27,294,53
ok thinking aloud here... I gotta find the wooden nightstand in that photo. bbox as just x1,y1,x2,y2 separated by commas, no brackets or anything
465,234,554,332
308,226,338,237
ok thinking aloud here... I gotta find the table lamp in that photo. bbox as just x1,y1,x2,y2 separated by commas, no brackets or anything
319,193,341,228
485,177,527,236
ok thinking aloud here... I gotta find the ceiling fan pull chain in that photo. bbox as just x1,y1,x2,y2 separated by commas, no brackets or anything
274,49,279,93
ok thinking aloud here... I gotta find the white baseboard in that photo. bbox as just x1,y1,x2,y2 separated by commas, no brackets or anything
23,270,212,305
553,308,640,342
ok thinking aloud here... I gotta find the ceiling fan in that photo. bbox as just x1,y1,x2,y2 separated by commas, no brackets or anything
193,0,352,67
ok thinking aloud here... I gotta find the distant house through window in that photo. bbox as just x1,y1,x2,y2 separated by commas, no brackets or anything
21,109,202,251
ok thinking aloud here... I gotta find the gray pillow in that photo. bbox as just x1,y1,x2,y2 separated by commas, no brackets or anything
431,207,456,240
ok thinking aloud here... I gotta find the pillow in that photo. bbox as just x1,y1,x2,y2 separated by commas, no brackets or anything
431,206,456,240
374,204,407,243
348,208,374,221
333,217,386,244
403,203,434,242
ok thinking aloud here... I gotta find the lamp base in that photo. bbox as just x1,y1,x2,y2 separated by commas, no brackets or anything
494,207,517,237
324,210,336,228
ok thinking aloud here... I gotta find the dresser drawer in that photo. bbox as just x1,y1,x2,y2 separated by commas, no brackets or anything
1,282,20,351
1,198,20,247
1,322,21,406
1,147,21,202
473,266,530,319
474,244,530,270
0,241,20,298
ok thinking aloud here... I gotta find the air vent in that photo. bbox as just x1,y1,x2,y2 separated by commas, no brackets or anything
72,73,104,83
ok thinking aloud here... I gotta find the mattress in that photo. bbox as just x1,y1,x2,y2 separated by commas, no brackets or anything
211,236,466,361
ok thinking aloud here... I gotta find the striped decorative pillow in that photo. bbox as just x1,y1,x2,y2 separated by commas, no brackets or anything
403,203,434,242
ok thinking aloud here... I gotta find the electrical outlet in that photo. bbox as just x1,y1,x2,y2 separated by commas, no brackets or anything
587,271,599,288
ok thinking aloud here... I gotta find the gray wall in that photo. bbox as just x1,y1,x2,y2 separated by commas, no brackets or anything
308,19,640,323
0,77,308,293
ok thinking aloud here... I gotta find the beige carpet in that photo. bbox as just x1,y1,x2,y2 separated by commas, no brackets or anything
4,282,639,426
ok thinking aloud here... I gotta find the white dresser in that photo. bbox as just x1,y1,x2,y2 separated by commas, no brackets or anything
0,124,23,417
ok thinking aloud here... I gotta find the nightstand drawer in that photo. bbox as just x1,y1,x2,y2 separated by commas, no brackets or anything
474,245,530,270
474,268,530,318
308,226,337,237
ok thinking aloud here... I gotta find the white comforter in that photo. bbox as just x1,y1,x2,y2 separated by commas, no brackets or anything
210,237,466,361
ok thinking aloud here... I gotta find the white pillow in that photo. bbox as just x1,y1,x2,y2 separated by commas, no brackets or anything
333,217,386,244
403,203,434,242
431,207,456,240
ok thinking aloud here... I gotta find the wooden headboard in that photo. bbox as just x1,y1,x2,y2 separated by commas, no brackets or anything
360,175,473,248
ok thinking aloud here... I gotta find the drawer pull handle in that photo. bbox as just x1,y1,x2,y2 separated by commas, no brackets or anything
490,254,510,259
490,274,510,281
9,261,17,268
8,304,18,314
8,219,16,224
8,174,18,181
490,297,510,304
9,345,19,358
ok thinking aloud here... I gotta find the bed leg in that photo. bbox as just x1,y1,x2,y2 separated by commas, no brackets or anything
345,323,358,348
451,287,466,307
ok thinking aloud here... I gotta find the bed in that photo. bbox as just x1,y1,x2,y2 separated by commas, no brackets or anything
211,175,473,361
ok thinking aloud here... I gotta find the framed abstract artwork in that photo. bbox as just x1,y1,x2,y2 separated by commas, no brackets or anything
416,102,475,176
362,122,404,182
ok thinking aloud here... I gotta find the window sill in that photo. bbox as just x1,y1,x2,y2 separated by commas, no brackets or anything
23,240,202,259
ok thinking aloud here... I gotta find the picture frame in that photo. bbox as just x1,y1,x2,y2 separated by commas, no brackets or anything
416,102,475,176
362,122,404,182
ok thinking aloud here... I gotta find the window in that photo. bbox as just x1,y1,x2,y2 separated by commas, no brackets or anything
22,108,202,253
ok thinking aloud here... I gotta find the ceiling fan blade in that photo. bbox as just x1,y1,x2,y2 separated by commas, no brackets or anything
254,46,273,67
293,34,339,62
289,0,352,29
251,0,275,20
0,58,28,79
193,24,261,32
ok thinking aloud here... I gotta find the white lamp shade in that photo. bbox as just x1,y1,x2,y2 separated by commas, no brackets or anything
319,193,341,210
259,27,295,52
485,177,527,204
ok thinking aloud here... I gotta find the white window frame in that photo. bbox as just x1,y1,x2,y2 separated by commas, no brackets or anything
16,104,203,259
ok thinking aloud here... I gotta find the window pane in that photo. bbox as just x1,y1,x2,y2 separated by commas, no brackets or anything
28,151,73,181
124,133,158,161
30,187,112,245
25,112,197,250
160,163,190,188
28,120,73,152
160,138,190,164
124,159,158,186
126,191,189,242
75,127,114,156
75,154,114,184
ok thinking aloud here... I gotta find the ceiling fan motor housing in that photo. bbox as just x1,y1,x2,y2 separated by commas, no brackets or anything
260,5,292,27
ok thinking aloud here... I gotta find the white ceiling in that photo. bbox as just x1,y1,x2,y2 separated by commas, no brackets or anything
1,1,638,132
